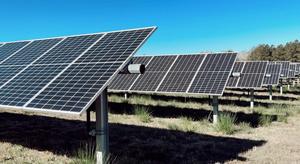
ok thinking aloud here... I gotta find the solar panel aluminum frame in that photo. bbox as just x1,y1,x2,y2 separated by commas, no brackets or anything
0,27,155,44
0,26,157,115
109,52,238,96
226,61,269,89
262,63,282,86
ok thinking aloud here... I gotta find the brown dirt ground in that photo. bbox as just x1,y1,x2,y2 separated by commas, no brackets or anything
0,89,299,163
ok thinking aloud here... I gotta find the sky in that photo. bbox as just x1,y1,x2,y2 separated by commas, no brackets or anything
0,0,300,55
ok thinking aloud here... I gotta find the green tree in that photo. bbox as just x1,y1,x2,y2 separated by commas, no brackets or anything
248,44,272,60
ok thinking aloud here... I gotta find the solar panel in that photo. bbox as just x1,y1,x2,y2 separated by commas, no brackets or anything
0,66,26,86
188,53,236,94
130,55,178,91
33,35,103,64
273,61,290,78
288,63,297,78
0,27,156,114
110,53,237,96
109,56,153,91
296,63,300,76
263,63,282,86
0,64,67,106
157,55,205,92
227,61,268,88
226,62,244,87
0,41,30,63
2,39,63,65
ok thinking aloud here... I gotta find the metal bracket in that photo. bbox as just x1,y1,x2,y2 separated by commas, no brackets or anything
89,129,105,136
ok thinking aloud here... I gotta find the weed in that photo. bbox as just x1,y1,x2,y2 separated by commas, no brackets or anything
214,113,236,135
259,115,272,126
134,106,152,123
179,117,197,132
72,143,95,164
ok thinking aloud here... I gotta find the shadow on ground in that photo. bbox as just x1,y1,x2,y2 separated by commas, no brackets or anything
110,102,278,127
0,112,266,163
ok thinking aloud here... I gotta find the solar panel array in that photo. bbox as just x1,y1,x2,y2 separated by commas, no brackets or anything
110,53,237,96
0,27,156,114
262,63,282,86
227,61,268,88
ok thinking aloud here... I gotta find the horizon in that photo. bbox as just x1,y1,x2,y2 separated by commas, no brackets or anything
1,0,300,55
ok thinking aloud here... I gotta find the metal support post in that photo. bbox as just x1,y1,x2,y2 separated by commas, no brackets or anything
250,89,254,109
293,80,296,87
268,85,273,101
212,96,219,125
96,88,109,164
280,85,283,95
86,108,91,132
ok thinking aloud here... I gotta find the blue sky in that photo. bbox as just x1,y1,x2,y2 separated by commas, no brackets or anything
0,0,300,55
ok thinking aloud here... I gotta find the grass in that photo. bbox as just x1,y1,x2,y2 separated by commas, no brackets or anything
214,113,237,135
134,106,152,123
259,115,272,127
277,114,288,123
72,143,95,164
167,123,181,131
239,122,252,131
166,117,198,133
179,117,197,132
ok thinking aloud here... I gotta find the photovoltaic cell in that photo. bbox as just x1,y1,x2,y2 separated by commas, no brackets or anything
188,53,236,94
0,66,26,86
0,41,30,63
109,56,153,90
226,62,244,87
227,61,268,88
274,61,289,78
263,63,281,85
0,65,67,106
27,63,120,112
288,63,296,78
33,34,103,64
76,29,154,63
157,55,205,92
130,56,177,91
296,63,300,76
2,38,63,65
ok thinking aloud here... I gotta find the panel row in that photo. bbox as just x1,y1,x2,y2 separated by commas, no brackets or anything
0,27,156,114
110,53,237,95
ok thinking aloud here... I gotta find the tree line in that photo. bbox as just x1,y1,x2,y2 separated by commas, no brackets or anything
248,40,300,62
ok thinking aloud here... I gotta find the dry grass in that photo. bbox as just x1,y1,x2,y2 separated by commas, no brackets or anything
214,113,237,135
1,87,300,163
